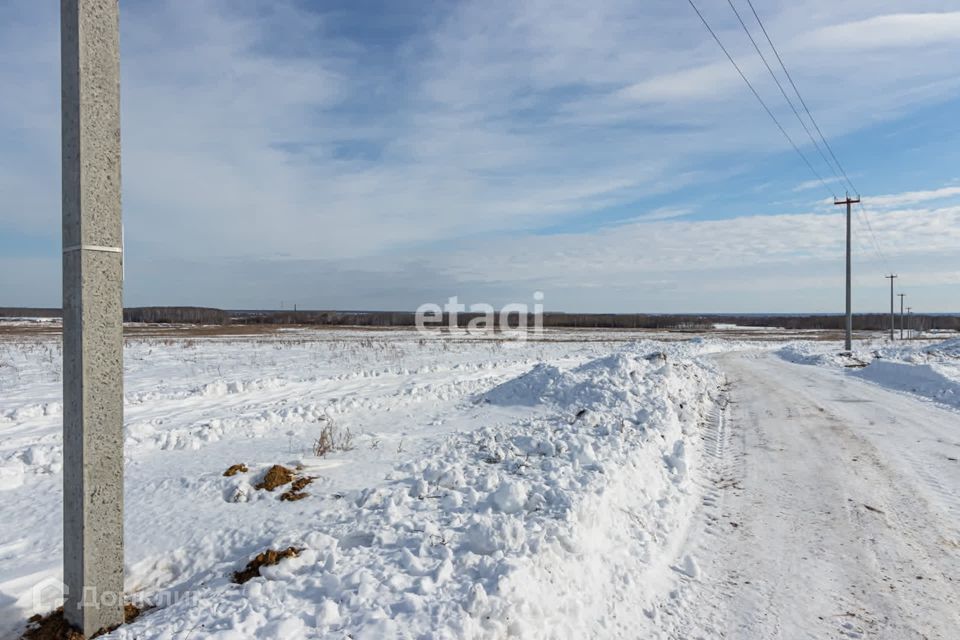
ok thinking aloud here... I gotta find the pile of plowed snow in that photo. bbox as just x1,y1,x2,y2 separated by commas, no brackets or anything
776,336,960,410
483,353,643,410
852,361,960,409
109,349,719,639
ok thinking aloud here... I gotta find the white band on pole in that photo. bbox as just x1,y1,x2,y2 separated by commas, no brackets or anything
63,244,123,254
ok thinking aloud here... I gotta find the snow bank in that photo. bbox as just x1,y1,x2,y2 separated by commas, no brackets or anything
776,337,960,410
923,337,960,359
109,349,719,639
0,332,735,638
775,343,839,366
852,361,960,410
483,353,641,410
775,342,869,367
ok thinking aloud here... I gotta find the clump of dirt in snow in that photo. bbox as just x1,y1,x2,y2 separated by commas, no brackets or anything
249,464,314,500
254,465,295,491
22,603,142,640
223,463,248,477
19,610,82,640
280,476,314,502
232,547,302,584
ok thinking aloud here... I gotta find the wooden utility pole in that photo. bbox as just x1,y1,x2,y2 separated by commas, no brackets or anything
61,0,124,635
834,194,860,351
898,293,906,340
885,274,897,340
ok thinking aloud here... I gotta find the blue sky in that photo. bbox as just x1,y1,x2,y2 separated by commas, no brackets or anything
2,0,960,312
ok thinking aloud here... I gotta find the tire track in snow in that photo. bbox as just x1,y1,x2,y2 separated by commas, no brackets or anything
664,352,960,640
643,379,745,639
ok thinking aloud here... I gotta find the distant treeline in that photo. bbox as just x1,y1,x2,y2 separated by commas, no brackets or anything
0,306,231,324
3,307,958,332
0,307,61,318
118,308,960,331
124,307,231,324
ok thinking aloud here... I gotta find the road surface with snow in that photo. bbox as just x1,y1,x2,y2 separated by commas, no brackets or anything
662,352,960,640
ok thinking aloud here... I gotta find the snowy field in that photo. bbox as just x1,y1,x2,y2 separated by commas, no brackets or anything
1,325,959,638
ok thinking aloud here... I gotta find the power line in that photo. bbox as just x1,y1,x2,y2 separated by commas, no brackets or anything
685,0,837,200
856,208,884,259
743,0,856,194
687,0,892,269
740,0,891,267
724,0,842,185
855,201,891,267
849,205,874,256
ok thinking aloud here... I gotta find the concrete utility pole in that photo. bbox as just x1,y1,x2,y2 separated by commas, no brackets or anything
61,0,124,635
885,274,897,341
907,307,913,339
898,293,906,340
835,194,860,351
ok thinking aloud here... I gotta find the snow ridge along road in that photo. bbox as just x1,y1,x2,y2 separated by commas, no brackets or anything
664,352,960,640
1,333,728,639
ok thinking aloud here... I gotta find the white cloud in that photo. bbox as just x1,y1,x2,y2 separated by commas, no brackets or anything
406,199,960,312
863,186,960,209
617,62,743,103
630,207,695,222
793,176,846,193
127,198,960,312
9,197,957,312
801,12,960,50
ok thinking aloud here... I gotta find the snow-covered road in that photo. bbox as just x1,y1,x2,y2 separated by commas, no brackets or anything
665,352,960,640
